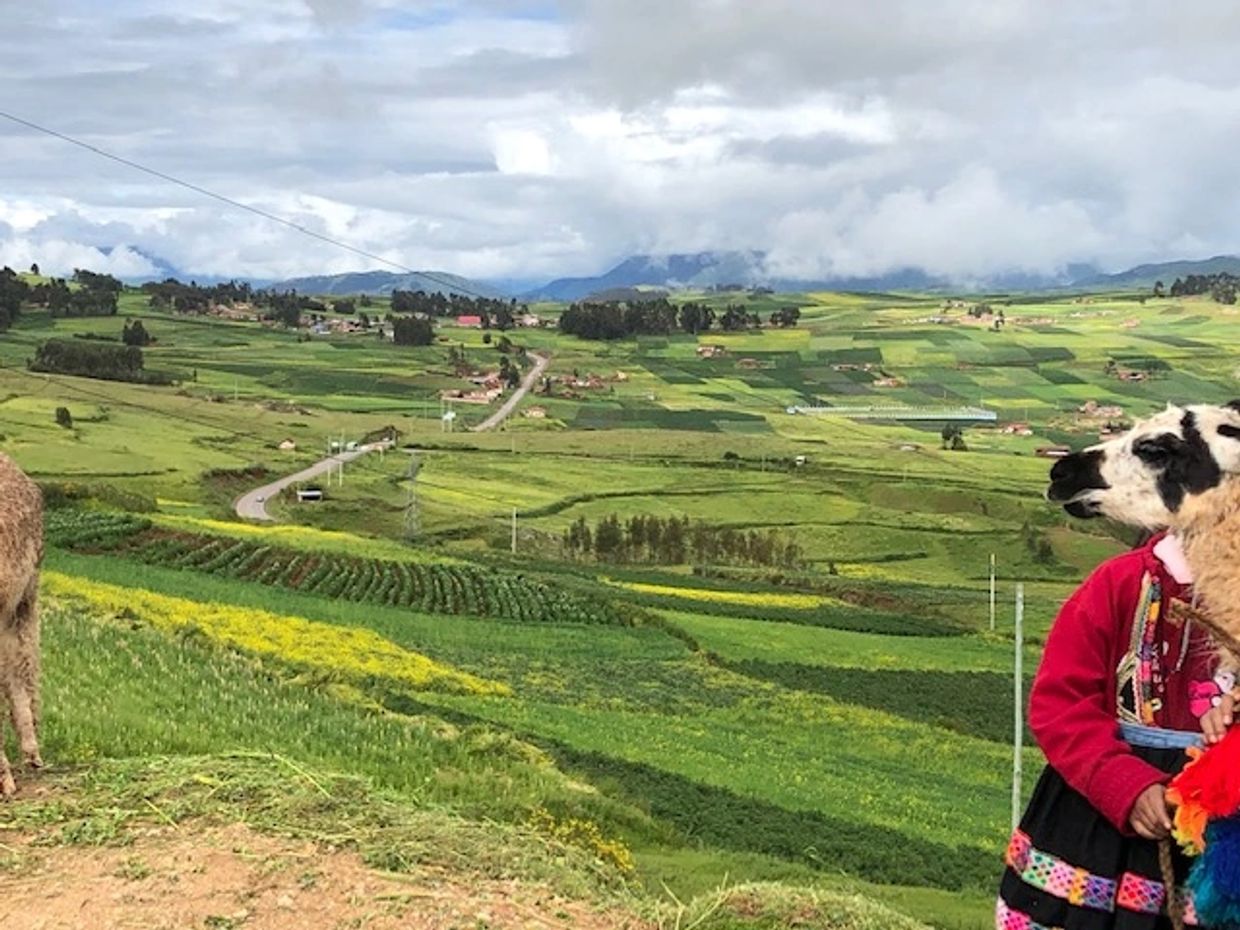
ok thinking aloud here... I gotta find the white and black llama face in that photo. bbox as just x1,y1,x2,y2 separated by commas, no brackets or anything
1046,402,1240,528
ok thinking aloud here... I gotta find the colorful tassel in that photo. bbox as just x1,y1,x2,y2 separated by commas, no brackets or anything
1170,728,1240,928
1190,818,1240,928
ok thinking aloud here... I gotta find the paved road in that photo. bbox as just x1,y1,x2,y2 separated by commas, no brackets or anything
470,352,551,432
235,353,547,521
234,447,373,521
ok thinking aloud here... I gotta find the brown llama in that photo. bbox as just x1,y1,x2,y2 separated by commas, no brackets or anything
0,453,43,797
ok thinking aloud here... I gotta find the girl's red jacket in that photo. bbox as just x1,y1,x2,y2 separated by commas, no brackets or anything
1029,533,1214,832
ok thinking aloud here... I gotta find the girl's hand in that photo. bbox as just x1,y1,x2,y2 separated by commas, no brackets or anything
1201,693,1236,745
1130,784,1173,839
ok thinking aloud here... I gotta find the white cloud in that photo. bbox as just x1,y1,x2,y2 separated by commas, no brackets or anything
4,1,1240,284
490,128,556,176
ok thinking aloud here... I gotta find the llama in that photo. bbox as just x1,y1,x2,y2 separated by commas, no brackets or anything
0,453,43,797
1046,401,1240,654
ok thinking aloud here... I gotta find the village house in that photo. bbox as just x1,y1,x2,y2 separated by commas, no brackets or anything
696,345,728,359
736,357,762,370
1078,400,1125,419
1001,423,1034,436
1035,445,1072,459
523,405,548,419
872,377,902,388
441,387,503,404
278,438,297,452
456,314,483,328
519,313,544,328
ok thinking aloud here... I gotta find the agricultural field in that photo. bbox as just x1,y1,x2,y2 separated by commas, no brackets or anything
3,283,1238,929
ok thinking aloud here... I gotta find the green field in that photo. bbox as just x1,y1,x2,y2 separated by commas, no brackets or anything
3,284,1234,928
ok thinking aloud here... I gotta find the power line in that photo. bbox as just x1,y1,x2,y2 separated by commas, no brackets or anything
0,108,499,301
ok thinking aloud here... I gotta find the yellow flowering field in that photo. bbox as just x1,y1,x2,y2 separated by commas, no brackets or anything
150,514,462,564
42,572,507,697
601,578,839,611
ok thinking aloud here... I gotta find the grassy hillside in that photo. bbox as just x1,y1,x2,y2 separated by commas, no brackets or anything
5,284,1237,927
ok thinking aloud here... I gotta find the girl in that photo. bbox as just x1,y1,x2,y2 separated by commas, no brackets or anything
998,531,1233,929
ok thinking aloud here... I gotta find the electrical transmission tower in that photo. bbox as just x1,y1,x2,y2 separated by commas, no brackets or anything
403,450,421,540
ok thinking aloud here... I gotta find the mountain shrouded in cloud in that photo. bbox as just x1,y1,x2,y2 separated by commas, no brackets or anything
5,2,1240,284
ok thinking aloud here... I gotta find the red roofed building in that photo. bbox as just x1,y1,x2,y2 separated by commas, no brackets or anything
456,315,483,327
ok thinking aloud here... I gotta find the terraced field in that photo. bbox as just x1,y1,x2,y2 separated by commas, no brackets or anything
7,285,1240,929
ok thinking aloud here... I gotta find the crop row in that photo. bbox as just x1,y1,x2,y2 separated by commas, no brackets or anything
51,512,627,625
45,509,152,549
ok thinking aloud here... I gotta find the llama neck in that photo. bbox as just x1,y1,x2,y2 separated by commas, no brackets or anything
1174,480,1240,650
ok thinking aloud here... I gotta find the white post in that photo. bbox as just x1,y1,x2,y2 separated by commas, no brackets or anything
990,553,997,632
511,507,518,554
1012,582,1025,833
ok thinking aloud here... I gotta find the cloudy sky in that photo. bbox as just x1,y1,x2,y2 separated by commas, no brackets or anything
3,1,1240,284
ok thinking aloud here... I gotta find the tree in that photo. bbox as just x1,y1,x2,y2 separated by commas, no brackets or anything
941,423,967,451
392,315,434,346
55,406,72,429
768,306,802,328
1153,280,1165,298
679,303,714,334
594,515,623,558
122,319,152,347
0,266,31,331
29,263,39,276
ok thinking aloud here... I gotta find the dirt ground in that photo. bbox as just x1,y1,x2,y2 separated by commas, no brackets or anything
0,822,646,930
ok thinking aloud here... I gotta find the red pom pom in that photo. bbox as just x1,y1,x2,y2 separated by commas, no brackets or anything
1170,728,1240,852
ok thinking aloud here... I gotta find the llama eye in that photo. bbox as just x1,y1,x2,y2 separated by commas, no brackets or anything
1134,441,1172,464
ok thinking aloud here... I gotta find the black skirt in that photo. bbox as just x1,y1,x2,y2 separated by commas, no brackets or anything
998,746,1200,929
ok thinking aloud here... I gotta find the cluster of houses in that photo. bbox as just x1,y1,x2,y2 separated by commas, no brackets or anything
442,371,506,405
452,313,547,329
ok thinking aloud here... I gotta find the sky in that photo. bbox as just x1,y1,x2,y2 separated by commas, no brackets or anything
3,1,1240,284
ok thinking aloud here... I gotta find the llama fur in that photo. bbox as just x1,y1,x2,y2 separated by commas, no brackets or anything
0,452,44,797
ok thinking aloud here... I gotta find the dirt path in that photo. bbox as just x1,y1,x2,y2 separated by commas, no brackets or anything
234,448,374,522
471,352,550,432
0,822,644,930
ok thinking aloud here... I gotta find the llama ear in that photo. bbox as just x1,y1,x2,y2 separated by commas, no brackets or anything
1227,400,1240,413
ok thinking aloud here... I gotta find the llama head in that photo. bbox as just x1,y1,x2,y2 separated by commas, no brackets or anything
1046,402,1240,528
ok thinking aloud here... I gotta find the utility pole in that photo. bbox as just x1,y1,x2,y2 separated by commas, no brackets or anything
989,553,996,632
1012,583,1025,833
511,507,518,555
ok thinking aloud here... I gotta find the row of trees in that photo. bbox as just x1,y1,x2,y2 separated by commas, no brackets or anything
29,338,168,384
559,297,799,340
563,513,804,568
29,269,123,317
390,289,526,327
142,278,255,313
1154,274,1239,304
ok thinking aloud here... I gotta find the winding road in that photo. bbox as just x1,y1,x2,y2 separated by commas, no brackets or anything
235,448,372,521
235,352,551,521
470,352,550,432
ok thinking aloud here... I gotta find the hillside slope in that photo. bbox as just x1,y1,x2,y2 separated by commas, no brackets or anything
2,754,932,930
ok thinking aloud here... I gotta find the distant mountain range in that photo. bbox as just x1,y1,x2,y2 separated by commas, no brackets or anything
518,251,1106,300
1070,254,1240,289
114,249,1240,300
269,269,505,299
